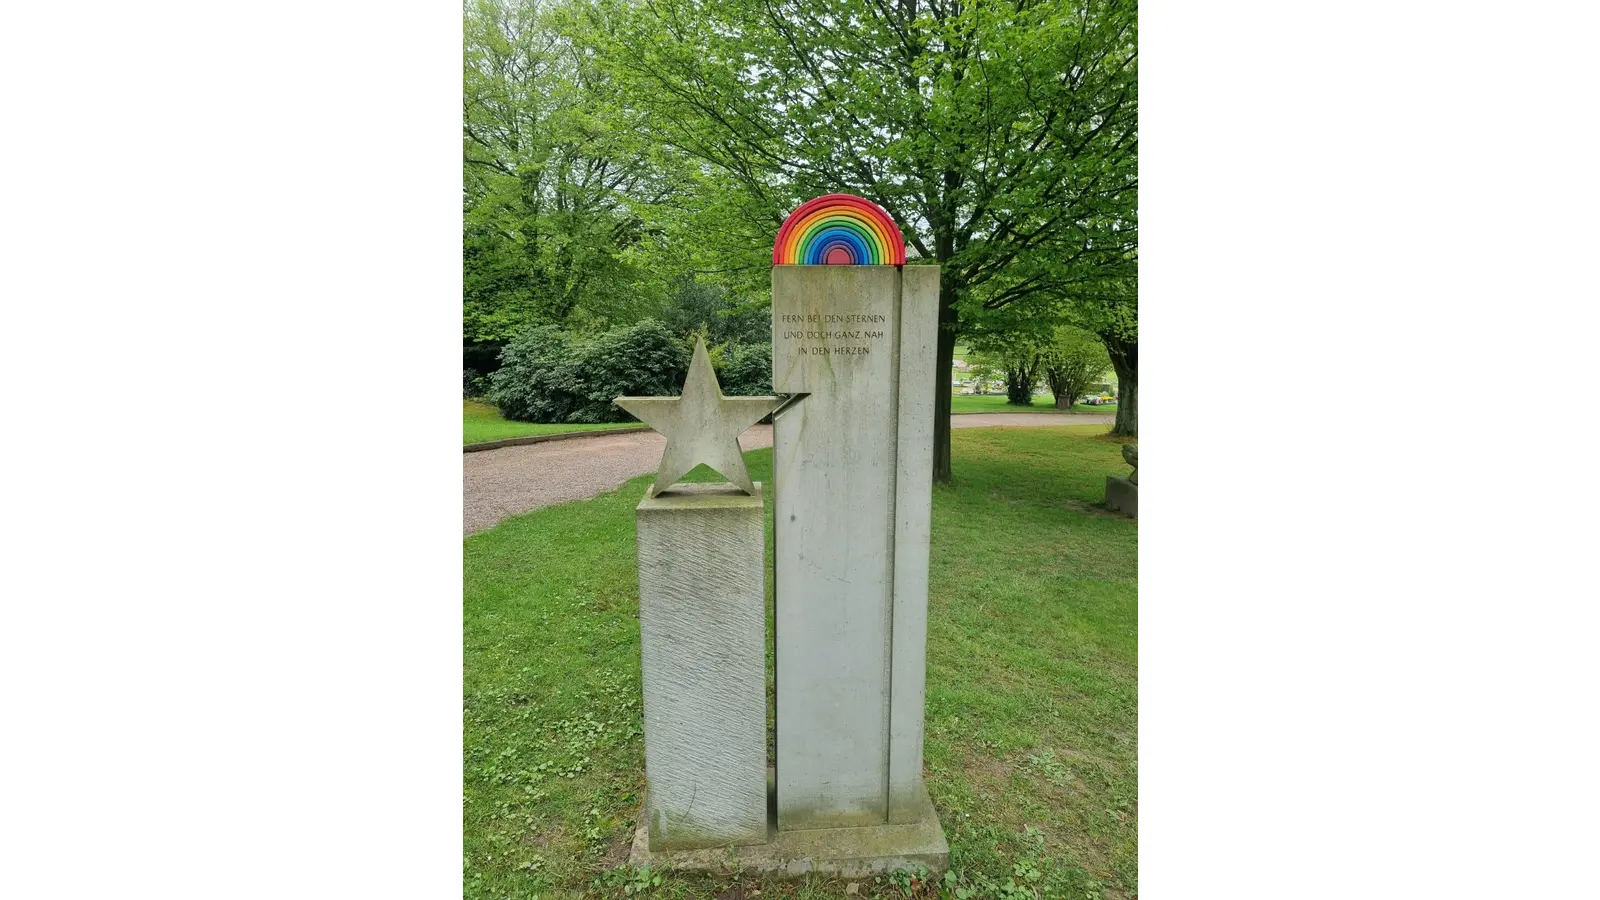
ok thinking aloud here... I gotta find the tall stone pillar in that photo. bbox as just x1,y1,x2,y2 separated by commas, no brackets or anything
771,265,940,830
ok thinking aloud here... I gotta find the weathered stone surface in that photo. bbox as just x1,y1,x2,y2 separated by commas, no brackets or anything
616,338,780,497
1122,443,1137,485
628,771,948,879
635,482,768,849
1105,475,1138,518
770,265,938,831
774,267,897,830
888,265,938,823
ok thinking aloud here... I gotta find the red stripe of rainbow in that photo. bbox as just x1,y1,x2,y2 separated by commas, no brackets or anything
772,193,906,266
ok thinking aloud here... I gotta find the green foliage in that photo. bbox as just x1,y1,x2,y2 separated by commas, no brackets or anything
572,320,692,422
657,277,770,346
874,865,929,896
713,341,772,396
582,0,1138,455
967,334,1042,407
486,320,689,423
463,0,1138,460
1039,326,1111,410
485,324,580,422
586,0,1137,299
464,0,681,341
591,865,664,895
1060,278,1137,435
969,311,1115,413
463,0,1138,468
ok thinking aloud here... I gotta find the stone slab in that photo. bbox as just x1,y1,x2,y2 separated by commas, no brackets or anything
888,265,938,822
628,770,949,879
1105,475,1138,518
635,482,768,850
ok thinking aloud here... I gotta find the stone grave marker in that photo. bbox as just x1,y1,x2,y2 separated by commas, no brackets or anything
621,194,947,877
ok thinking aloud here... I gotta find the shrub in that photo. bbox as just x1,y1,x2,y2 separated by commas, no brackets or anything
486,320,690,424
486,325,581,422
715,342,772,396
566,321,689,423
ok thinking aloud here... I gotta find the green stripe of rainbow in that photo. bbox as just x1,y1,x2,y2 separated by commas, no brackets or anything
773,193,907,266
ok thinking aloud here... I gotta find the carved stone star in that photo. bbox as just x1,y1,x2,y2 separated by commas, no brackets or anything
614,338,781,497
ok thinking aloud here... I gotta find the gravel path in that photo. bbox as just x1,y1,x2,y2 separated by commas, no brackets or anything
464,413,1113,534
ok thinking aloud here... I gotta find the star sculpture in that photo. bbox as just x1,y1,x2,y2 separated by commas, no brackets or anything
614,338,781,497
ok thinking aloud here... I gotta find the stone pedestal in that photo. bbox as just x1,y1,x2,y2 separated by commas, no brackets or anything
1105,476,1138,518
629,770,949,878
635,482,767,850
770,265,941,831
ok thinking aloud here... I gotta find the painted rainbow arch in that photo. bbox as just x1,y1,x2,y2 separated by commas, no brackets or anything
773,193,906,266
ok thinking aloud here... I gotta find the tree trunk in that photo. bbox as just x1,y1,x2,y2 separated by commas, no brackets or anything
1102,333,1137,436
932,272,960,483
1005,365,1035,405
1045,367,1066,407
1044,365,1081,409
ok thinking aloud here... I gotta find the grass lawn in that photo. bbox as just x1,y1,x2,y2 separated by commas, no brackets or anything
950,393,1118,415
464,425,1137,899
465,399,641,445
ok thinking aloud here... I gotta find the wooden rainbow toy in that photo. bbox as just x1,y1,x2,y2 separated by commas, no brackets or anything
773,193,906,266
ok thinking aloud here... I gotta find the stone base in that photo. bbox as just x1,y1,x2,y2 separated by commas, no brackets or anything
1105,476,1137,518
635,482,768,850
628,771,948,879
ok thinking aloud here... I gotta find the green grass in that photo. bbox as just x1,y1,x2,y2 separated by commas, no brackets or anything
950,393,1117,415
464,425,1137,899
469,395,1112,445
465,399,641,445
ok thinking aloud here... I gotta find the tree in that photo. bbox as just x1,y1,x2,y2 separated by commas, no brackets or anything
584,0,1137,480
1038,325,1110,409
1059,276,1135,433
464,0,682,341
967,334,1042,406
657,276,772,345
1005,361,1040,406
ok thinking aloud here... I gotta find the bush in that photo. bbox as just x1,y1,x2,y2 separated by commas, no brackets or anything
715,342,772,396
486,320,690,424
486,325,581,422
566,321,690,423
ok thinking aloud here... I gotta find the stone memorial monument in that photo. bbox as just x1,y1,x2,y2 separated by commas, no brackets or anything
623,194,947,877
